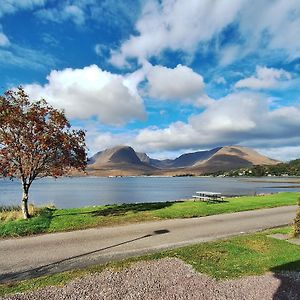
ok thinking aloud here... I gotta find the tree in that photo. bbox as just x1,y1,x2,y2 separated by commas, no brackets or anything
0,87,87,219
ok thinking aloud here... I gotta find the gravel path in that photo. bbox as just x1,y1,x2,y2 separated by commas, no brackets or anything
2,258,300,300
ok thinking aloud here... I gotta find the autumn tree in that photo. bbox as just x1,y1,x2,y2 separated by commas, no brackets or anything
0,87,87,219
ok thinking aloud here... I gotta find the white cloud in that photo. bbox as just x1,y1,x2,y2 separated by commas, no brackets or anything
85,90,300,160
0,0,55,69
0,32,9,46
88,131,133,155
219,45,242,66
0,0,46,17
0,0,44,51
24,65,146,125
110,0,244,66
133,92,300,152
239,0,300,61
110,0,300,67
257,146,300,162
146,64,205,101
64,5,85,25
235,66,292,89
0,44,58,69
94,44,107,56
36,4,85,26
214,76,226,85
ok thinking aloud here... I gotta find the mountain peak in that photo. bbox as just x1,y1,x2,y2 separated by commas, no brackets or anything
215,145,279,165
90,145,142,166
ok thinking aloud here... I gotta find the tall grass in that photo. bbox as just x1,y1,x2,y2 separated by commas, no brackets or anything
0,204,40,222
0,204,21,212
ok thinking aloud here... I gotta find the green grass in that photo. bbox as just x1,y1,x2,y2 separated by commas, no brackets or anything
0,192,299,238
155,229,300,279
0,208,54,237
0,227,299,296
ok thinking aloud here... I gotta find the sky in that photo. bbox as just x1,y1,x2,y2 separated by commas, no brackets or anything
0,0,300,161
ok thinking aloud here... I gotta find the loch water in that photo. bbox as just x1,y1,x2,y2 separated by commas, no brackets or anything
0,176,299,208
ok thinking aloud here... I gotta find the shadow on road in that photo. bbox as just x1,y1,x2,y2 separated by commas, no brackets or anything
271,260,300,299
0,229,170,284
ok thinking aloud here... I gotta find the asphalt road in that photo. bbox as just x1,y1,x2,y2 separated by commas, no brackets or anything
0,205,297,283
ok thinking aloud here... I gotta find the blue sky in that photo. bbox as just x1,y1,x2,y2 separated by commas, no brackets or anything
1,0,300,161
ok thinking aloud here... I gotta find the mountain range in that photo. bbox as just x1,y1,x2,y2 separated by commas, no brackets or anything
85,145,279,176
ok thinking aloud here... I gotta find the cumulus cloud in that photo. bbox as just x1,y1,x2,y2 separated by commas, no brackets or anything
235,66,292,89
24,65,146,125
146,64,205,101
133,92,300,152
85,89,300,160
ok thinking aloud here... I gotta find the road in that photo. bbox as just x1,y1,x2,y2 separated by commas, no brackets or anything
0,205,297,283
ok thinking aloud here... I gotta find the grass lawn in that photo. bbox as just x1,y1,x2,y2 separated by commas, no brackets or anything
0,192,299,238
0,227,299,296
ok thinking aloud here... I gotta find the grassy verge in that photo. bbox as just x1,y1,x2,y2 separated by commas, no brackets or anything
0,192,299,238
0,227,299,296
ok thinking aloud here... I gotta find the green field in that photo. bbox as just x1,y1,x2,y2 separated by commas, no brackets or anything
0,192,299,238
0,227,299,296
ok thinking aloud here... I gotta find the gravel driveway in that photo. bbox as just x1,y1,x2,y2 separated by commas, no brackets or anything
2,258,300,300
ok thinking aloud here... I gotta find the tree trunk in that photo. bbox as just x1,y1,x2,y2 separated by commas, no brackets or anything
21,184,30,219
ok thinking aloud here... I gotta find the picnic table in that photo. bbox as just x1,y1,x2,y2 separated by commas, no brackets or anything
192,191,225,202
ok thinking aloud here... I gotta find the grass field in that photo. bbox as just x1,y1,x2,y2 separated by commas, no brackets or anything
0,192,299,238
0,227,299,296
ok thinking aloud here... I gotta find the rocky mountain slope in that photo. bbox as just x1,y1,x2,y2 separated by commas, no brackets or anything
87,146,157,176
187,146,279,174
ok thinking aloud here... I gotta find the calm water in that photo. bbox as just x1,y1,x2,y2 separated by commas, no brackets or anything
0,177,299,208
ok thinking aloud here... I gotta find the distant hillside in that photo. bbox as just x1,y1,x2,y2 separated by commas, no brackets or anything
86,145,279,176
137,147,221,169
175,146,279,175
170,147,221,168
219,158,300,177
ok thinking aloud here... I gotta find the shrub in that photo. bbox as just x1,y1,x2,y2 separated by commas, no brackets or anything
292,198,300,238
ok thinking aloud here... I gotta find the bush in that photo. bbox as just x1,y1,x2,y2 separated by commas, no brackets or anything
292,198,300,238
